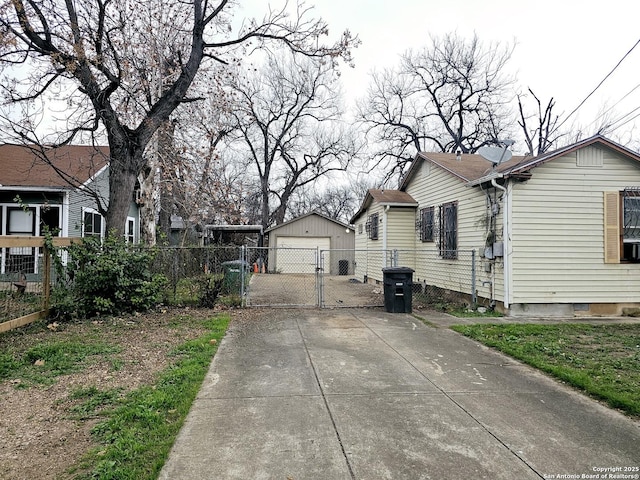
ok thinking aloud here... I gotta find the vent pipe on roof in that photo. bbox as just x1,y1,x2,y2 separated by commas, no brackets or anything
455,148,462,161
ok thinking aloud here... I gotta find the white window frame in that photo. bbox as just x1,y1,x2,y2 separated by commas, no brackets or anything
125,216,136,243
82,208,105,239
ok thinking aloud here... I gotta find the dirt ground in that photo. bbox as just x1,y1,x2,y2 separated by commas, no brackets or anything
0,306,242,480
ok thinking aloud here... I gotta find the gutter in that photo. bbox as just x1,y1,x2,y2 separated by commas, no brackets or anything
491,178,510,308
205,224,264,234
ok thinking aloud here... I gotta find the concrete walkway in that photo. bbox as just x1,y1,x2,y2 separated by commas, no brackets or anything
159,309,640,480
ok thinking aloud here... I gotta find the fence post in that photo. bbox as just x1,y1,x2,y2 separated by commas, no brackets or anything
316,248,324,308
240,246,245,302
42,243,52,311
471,249,477,307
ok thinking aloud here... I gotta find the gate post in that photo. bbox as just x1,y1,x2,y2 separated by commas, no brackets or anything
240,246,246,303
471,249,477,307
316,248,324,308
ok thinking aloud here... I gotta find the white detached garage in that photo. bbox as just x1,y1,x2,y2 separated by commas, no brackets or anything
265,211,355,275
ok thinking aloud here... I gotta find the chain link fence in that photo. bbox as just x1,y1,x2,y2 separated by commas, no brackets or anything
149,246,241,305
398,249,479,309
147,246,480,310
2,241,482,329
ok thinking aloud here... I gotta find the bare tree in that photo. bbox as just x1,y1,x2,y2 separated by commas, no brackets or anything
0,0,357,235
357,33,514,180
288,177,376,224
229,50,358,235
517,88,564,155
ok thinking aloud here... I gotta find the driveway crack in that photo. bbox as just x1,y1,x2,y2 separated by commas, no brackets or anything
295,317,357,480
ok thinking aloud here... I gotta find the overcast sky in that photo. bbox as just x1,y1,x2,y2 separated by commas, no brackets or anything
240,0,640,146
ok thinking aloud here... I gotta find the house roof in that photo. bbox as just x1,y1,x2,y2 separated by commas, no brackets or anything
500,134,640,177
266,210,353,233
401,134,640,190
350,189,418,224
400,151,529,190
0,144,109,189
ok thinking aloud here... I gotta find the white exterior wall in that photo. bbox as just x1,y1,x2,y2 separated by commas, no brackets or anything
404,160,491,300
354,202,416,283
365,203,386,282
510,147,640,306
386,207,417,269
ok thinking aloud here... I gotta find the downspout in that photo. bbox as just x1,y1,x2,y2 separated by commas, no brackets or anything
491,178,510,309
383,205,389,266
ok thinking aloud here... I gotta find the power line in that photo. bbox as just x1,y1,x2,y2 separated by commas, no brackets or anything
607,107,640,133
556,37,640,131
584,82,640,130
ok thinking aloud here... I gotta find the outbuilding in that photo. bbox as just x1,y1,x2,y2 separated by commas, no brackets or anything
265,211,355,275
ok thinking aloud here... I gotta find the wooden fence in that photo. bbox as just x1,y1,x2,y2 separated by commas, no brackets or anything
0,236,79,333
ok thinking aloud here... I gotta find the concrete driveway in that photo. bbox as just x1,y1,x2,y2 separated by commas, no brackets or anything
159,309,640,479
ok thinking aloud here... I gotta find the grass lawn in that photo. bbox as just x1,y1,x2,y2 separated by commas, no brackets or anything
451,323,640,418
73,314,230,479
0,309,230,480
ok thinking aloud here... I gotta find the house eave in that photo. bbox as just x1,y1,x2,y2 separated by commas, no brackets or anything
467,172,504,187
0,185,70,193
382,202,419,208
266,211,353,233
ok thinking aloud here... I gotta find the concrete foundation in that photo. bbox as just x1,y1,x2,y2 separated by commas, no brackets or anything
507,302,640,318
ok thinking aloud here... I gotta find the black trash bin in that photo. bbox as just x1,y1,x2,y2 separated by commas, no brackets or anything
338,259,349,275
382,267,414,313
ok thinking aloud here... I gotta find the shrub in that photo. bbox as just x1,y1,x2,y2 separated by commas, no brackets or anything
51,235,167,319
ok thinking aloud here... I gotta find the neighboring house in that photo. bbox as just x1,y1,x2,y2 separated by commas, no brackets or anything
0,144,140,275
350,189,418,277
265,211,355,274
351,134,640,316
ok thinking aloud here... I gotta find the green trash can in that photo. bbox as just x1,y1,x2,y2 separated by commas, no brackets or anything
221,260,249,293
382,267,414,313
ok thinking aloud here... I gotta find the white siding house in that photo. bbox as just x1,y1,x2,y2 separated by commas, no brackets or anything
359,135,640,316
492,140,640,316
350,189,418,282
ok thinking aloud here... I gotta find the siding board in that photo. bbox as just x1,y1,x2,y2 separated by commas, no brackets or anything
511,150,640,304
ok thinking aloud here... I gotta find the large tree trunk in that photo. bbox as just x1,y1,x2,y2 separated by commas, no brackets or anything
106,161,138,238
259,177,270,247
106,139,147,237
138,161,159,245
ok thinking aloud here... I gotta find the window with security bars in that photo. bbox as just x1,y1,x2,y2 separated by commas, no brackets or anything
439,202,457,259
604,189,640,263
622,188,640,262
365,213,379,240
623,188,640,241
419,207,434,242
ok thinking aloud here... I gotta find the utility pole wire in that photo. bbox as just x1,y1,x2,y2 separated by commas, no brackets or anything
556,38,640,132
607,107,640,132
584,81,640,130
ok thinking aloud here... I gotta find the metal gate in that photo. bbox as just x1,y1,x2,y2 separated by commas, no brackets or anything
242,247,388,308
242,248,479,308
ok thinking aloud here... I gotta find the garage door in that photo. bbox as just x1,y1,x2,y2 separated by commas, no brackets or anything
275,236,331,273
